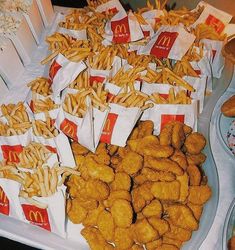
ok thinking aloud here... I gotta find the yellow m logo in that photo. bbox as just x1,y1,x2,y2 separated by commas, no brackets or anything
63,123,75,137
103,118,111,133
157,35,171,47
8,151,18,163
114,24,127,34
29,210,43,223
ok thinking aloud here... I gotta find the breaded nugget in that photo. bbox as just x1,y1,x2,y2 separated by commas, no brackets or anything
134,174,148,185
67,198,87,224
132,187,147,213
146,157,184,176
118,146,132,158
170,149,188,170
183,124,193,135
156,244,179,250
142,199,162,218
85,179,110,201
187,202,203,221
159,123,173,146
162,237,182,248
142,168,176,182
166,204,199,231
143,144,174,158
111,199,133,228
184,132,206,155
72,196,98,210
187,164,201,186
121,151,143,175
146,239,163,250
75,156,90,180
97,210,114,241
66,175,86,198
111,155,122,165
138,181,154,201
104,190,131,207
110,172,131,191
171,122,185,149
186,152,206,166
71,141,89,155
107,144,118,156
188,185,212,205
137,120,154,138
85,157,114,183
114,227,133,249
129,245,144,250
132,218,159,244
81,227,114,250
148,217,169,236
82,203,105,227
176,172,189,202
164,223,192,241
151,181,180,201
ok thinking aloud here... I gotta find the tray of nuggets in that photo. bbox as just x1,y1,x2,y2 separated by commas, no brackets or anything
67,120,212,250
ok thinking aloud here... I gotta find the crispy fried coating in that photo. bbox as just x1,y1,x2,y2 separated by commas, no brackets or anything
170,149,188,170
82,203,105,227
66,175,86,198
187,164,201,186
137,120,154,138
162,237,182,248
166,204,199,231
172,122,185,149
111,199,133,228
67,198,87,224
142,199,162,218
146,157,184,176
114,227,134,249
148,217,170,236
184,132,206,155
118,146,132,158
70,196,98,211
142,168,176,182
110,172,131,191
145,239,163,250
155,244,179,250
187,202,203,221
81,227,114,250
120,151,143,176
132,188,147,213
183,124,193,135
134,174,148,185
186,152,206,166
132,219,159,244
159,123,173,146
97,210,114,241
85,157,114,183
94,143,111,165
176,172,189,202
75,156,90,180
71,141,89,155
107,144,119,156
129,245,144,250
188,185,212,205
143,145,174,158
165,223,192,241
151,181,180,201
104,190,131,207
85,179,110,201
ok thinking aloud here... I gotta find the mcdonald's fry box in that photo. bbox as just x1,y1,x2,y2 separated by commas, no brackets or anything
0,13,37,65
35,0,54,27
0,37,24,89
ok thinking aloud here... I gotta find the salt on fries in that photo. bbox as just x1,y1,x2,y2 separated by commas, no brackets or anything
27,77,52,97
32,119,59,139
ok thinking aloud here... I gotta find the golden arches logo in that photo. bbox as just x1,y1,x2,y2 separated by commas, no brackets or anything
157,35,171,47
63,123,75,137
8,150,19,162
114,24,127,34
0,188,7,204
29,210,44,223
103,118,111,133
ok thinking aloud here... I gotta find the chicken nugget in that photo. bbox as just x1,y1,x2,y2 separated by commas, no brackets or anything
132,218,159,244
137,120,154,138
81,227,114,250
151,181,180,201
111,155,122,165
110,172,131,191
111,199,133,228
74,155,86,166
176,172,189,202
170,149,188,170
187,164,201,186
146,157,184,176
159,123,173,146
85,157,114,183
138,181,154,201
129,245,144,250
187,202,203,221
164,223,192,241
118,146,131,158
162,237,182,248
82,203,105,227
114,227,134,249
107,144,118,156
132,188,146,213
66,175,86,198
129,126,140,140
121,151,143,175
73,196,98,210
134,174,148,185
146,239,163,250
155,244,179,250
186,152,206,166
85,179,110,201
75,157,90,180
71,141,89,155
148,217,169,236
142,199,162,218
166,204,199,231
67,198,87,224
172,122,185,149
97,210,114,242
188,185,212,205
143,145,174,158
184,132,206,155
104,190,131,207
142,167,176,182
183,124,192,135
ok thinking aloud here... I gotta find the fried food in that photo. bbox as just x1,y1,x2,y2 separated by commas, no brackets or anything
141,168,176,182
148,217,170,236
170,150,188,170
110,172,131,191
97,210,114,241
67,198,87,224
146,157,184,176
184,132,206,155
221,95,235,117
137,120,154,138
188,185,212,205
187,202,203,221
172,122,185,149
187,164,201,186
82,203,105,227
159,123,173,146
155,244,179,250
164,223,192,242
132,218,159,244
114,227,134,249
176,172,189,202
85,179,110,201
71,141,89,155
151,181,180,201
120,151,143,176
111,199,133,228
162,237,182,249
146,239,163,250
166,204,199,231
142,199,162,218
104,190,131,207
186,152,206,166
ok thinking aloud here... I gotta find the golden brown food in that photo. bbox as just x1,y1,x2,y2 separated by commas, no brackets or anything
155,244,179,250
82,203,105,227
148,217,170,236
172,122,185,149
159,123,173,146
184,132,206,155
162,237,182,248
145,239,163,250
141,168,176,182
71,141,89,155
142,199,162,218
176,172,189,202
67,198,87,224
110,172,131,191
170,149,188,170
187,165,201,186
97,210,114,241
186,152,206,166
228,235,235,250
104,190,131,207
188,185,212,205
120,151,143,176
114,227,133,249
164,224,192,242
221,95,235,117
187,202,203,221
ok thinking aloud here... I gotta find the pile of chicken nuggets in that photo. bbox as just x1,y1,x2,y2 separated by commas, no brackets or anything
66,120,212,250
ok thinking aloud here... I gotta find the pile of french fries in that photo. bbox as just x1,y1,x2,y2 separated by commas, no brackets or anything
27,77,52,97
31,96,59,114
32,119,59,139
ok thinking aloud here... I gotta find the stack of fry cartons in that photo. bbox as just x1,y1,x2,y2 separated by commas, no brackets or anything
35,0,54,27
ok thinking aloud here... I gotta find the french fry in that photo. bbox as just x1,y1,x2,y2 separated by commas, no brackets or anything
32,97,59,113
27,77,52,96
32,119,59,139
